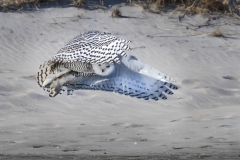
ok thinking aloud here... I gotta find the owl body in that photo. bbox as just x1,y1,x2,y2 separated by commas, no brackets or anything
37,31,177,100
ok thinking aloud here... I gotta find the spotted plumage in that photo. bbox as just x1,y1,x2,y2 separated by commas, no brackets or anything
37,60,96,88
53,30,130,64
71,59,177,101
36,31,178,100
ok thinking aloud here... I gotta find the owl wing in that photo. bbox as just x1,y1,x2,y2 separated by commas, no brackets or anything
52,31,131,64
37,60,96,88
68,61,178,100
121,55,176,82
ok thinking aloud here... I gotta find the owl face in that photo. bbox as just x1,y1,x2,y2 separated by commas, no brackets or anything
92,63,115,76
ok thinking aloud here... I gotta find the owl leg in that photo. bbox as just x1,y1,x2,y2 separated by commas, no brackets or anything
49,80,62,97
67,87,74,95
49,73,76,97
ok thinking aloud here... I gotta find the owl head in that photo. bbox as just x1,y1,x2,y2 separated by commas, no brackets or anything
92,63,115,76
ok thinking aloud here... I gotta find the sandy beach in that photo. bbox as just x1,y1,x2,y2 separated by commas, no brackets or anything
0,3,240,159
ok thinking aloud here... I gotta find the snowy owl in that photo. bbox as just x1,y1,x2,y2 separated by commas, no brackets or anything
37,30,178,100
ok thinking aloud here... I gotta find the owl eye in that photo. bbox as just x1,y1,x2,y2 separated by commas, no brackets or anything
106,65,110,68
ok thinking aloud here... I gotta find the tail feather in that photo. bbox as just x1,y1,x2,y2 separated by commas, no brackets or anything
48,74,76,97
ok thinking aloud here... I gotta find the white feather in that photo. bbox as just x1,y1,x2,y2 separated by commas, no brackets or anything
36,31,178,100
121,55,176,82
61,55,177,100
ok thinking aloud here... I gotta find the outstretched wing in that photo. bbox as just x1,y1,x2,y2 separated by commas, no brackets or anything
52,31,131,64
121,55,176,82
69,61,178,101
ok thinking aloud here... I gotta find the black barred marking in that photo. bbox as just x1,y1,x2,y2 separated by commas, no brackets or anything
72,71,96,77
36,31,178,100
159,93,167,100
62,61,94,73
71,80,173,100
38,71,177,100
165,82,178,90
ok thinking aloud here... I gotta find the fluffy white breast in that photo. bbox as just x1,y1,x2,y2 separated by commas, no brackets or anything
92,63,115,76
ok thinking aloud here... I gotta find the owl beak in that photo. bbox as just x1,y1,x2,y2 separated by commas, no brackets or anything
102,69,104,73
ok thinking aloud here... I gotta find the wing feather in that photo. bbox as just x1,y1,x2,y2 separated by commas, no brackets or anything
52,31,130,64
71,62,177,100
121,55,176,82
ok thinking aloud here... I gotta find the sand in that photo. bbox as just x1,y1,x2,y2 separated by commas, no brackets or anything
0,4,240,159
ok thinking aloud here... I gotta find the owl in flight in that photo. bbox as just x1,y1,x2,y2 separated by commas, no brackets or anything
37,31,178,100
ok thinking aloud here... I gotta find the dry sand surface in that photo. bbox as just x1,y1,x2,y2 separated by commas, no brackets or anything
0,4,240,159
